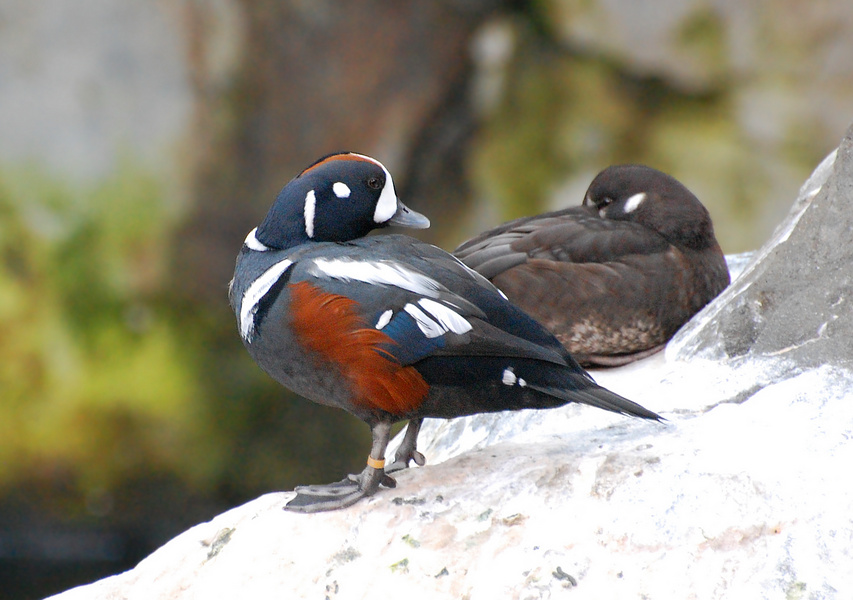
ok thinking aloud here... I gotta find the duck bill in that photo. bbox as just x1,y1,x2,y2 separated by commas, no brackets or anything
389,200,430,229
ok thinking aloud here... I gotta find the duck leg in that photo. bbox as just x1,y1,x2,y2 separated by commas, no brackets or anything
387,418,426,473
285,422,397,513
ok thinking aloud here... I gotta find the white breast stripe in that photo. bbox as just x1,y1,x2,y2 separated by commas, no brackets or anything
403,303,444,338
310,257,441,297
375,309,393,330
502,367,517,386
240,258,293,342
244,227,270,252
304,190,316,238
417,298,472,334
623,192,646,214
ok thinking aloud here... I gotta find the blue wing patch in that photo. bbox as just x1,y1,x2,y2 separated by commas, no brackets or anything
375,309,448,365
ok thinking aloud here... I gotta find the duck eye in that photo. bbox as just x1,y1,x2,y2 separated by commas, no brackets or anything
366,177,382,190
600,196,613,207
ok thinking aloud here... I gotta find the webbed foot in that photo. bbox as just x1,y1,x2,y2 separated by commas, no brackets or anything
285,465,397,513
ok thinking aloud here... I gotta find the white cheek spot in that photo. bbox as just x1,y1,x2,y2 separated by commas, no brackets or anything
502,367,517,386
375,309,393,330
598,207,607,218
304,190,316,238
244,227,270,252
333,182,351,198
623,192,646,214
239,258,294,342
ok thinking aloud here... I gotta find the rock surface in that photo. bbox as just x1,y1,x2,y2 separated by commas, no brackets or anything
50,128,853,599
670,126,853,368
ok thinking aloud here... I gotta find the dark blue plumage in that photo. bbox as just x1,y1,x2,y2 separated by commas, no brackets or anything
229,152,660,512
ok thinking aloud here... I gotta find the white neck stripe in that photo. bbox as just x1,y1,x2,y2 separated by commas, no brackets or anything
244,227,270,252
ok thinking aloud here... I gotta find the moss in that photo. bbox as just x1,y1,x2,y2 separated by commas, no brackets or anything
676,7,728,85
0,164,211,493
470,31,638,222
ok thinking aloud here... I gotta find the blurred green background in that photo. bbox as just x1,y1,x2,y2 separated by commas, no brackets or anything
1,1,850,597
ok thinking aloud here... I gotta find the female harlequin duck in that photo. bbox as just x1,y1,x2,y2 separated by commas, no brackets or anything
454,165,730,367
229,153,660,513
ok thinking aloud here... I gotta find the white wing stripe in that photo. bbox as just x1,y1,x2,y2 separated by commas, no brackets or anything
375,309,393,330
403,303,445,338
310,257,441,297
417,298,472,334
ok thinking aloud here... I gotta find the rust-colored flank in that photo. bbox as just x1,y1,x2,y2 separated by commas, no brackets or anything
288,281,428,415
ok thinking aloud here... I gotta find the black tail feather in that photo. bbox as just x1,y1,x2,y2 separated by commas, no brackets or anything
527,380,662,421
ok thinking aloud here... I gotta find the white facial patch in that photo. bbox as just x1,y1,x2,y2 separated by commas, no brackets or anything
309,257,442,298
239,258,294,342
375,309,393,330
352,153,398,224
244,227,270,252
304,190,316,238
333,182,351,198
623,192,646,214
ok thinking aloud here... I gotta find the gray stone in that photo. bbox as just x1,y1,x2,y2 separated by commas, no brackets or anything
670,124,853,368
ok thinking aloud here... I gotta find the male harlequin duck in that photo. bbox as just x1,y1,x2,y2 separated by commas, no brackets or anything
229,152,661,513
454,165,730,367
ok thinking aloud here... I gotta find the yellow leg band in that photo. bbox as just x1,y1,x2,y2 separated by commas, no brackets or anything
366,456,385,469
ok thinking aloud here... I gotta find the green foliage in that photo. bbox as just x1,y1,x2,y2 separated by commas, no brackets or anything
0,165,208,497
0,162,370,527
468,16,823,253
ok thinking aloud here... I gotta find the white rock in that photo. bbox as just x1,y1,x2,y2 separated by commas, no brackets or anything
50,129,853,599
50,355,853,600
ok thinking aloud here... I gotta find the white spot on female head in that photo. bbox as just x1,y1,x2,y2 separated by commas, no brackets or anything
304,190,316,238
352,153,398,224
375,309,393,330
623,192,646,214
502,367,517,386
333,182,351,198
244,227,270,252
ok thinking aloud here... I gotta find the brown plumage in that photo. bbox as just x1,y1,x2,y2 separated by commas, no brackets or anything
454,165,730,367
